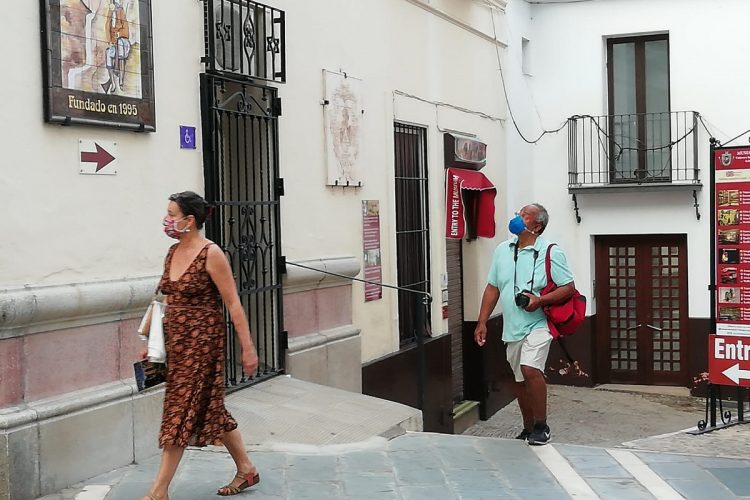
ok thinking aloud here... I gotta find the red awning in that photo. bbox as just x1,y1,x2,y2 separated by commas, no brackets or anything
445,167,496,239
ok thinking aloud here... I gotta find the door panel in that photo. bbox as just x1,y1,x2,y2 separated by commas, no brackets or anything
648,243,687,384
604,245,639,380
595,235,688,385
201,74,284,389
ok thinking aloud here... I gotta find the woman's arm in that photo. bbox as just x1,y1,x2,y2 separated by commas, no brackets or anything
205,244,258,369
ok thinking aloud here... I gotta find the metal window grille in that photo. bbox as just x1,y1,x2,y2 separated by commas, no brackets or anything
203,0,286,83
394,123,432,346
201,73,285,390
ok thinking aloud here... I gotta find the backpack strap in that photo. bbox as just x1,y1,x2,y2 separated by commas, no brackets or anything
545,243,556,284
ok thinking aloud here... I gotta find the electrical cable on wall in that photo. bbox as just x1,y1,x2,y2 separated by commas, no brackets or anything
392,89,505,123
502,12,547,127
397,7,736,170
578,114,697,154
698,114,715,138
697,115,750,146
489,9,568,144
572,113,702,178
719,129,750,147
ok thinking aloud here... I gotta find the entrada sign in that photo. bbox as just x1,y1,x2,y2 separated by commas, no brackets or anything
41,0,156,131
709,334,750,386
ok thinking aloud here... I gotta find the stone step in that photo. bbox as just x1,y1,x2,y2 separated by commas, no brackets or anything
226,375,423,446
451,400,480,434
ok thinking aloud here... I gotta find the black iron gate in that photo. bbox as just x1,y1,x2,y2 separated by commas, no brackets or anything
200,73,285,389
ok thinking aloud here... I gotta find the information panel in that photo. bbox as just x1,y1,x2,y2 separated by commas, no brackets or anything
714,146,750,336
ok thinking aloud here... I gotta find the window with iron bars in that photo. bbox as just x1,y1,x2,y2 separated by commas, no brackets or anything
394,123,432,346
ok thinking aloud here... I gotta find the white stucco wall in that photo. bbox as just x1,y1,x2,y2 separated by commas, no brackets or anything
2,0,510,363
0,0,205,288
274,0,510,360
502,0,536,213
504,0,749,320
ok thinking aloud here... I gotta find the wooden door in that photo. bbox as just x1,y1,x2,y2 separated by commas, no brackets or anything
595,235,689,385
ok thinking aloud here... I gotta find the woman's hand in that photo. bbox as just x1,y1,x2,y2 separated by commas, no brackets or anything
242,348,259,375
138,346,148,360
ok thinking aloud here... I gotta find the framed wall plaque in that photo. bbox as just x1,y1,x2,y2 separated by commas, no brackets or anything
41,0,156,131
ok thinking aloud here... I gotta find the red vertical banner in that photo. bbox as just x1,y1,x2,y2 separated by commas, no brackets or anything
446,171,465,239
362,200,382,302
715,146,750,336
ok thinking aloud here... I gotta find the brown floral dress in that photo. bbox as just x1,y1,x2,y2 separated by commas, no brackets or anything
157,242,238,448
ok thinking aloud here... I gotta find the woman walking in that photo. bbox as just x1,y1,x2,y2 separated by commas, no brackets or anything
141,191,260,499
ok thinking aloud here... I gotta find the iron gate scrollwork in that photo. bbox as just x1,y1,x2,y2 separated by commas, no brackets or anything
201,73,285,389
203,0,286,83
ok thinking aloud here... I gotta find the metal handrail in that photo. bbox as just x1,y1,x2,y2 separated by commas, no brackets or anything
286,261,432,301
286,260,432,410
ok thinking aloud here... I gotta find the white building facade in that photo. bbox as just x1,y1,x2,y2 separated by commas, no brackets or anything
0,1,513,497
3,0,745,496
505,0,748,388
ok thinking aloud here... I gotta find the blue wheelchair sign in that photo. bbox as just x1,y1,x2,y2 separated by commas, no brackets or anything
180,126,196,149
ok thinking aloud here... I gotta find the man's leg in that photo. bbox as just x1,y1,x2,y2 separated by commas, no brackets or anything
520,365,547,425
519,329,553,445
507,340,533,438
515,381,534,432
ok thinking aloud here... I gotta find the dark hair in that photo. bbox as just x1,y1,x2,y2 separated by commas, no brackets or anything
168,191,212,229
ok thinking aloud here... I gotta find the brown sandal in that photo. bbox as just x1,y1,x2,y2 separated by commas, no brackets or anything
217,471,260,496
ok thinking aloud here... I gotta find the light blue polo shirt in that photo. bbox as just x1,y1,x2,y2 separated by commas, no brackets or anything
487,236,574,342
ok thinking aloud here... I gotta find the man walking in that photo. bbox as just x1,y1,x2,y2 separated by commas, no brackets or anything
474,204,575,445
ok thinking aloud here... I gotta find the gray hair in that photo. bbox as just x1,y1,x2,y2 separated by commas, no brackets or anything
530,203,549,233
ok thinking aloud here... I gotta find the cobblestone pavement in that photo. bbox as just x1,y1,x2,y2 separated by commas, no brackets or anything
40,433,750,500
622,422,750,459
464,385,706,448
41,385,750,499
465,384,750,461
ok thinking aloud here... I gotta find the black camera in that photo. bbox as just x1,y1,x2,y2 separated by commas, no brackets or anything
515,291,531,308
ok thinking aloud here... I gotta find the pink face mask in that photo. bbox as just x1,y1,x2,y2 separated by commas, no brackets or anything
163,216,188,239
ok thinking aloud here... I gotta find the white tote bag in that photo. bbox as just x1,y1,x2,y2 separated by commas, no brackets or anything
146,301,167,363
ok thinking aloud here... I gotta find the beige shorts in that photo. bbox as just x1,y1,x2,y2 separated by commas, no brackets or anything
506,327,553,382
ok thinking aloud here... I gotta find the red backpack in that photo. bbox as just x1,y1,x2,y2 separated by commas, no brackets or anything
541,244,586,339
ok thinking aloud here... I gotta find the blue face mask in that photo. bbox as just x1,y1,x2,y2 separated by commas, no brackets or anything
508,215,526,235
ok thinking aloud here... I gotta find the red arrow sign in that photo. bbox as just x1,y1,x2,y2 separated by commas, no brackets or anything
80,143,115,172
709,334,750,386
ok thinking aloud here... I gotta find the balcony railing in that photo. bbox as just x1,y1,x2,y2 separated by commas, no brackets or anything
568,111,702,191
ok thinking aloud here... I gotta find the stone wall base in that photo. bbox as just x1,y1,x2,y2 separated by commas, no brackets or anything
0,381,164,500
286,326,362,393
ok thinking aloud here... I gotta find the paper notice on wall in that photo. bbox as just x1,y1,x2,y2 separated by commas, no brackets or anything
362,200,382,302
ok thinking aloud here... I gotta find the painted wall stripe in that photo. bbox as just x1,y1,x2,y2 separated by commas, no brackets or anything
531,445,600,499
607,449,685,500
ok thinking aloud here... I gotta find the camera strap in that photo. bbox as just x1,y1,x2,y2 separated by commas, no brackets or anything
513,243,540,294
